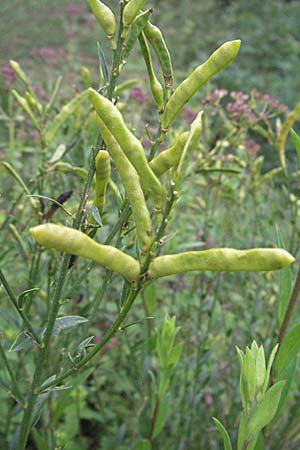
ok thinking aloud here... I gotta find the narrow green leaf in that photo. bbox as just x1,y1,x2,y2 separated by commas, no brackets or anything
261,344,278,395
97,41,109,83
18,287,40,309
152,393,171,439
237,412,247,450
291,128,300,159
44,90,89,144
273,322,300,377
272,359,296,422
9,331,35,352
135,439,152,450
51,316,88,336
212,417,233,450
45,75,63,113
48,143,66,164
247,381,285,437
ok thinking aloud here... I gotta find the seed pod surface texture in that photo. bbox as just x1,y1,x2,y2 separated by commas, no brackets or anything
30,223,140,282
95,115,153,254
144,21,173,87
148,248,294,279
161,40,241,130
123,0,146,28
89,88,164,210
93,150,111,213
150,132,189,177
86,0,116,40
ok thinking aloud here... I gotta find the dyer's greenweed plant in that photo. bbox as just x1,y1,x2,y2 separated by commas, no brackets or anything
0,1,299,449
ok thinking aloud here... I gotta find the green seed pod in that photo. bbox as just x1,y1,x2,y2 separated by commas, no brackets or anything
24,91,43,115
80,66,92,88
276,103,300,174
11,89,40,130
123,9,152,59
139,31,164,113
96,116,153,254
143,21,173,88
30,223,140,282
9,60,29,85
93,150,111,214
89,88,164,211
161,40,241,130
175,111,204,189
149,131,189,177
122,0,146,35
86,0,117,49
148,248,294,279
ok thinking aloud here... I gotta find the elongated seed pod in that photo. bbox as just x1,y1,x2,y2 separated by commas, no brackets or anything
86,0,116,49
175,111,204,188
93,150,111,213
148,248,295,279
11,90,40,130
276,103,300,174
143,21,173,88
139,31,164,112
161,40,241,130
96,116,153,254
123,0,146,31
150,132,189,176
30,223,140,282
123,10,152,59
89,88,164,211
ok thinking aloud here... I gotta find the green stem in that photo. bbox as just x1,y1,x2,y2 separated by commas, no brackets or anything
107,3,126,101
36,284,142,393
0,269,41,345
36,188,176,393
16,147,97,450
0,340,25,406
15,253,71,450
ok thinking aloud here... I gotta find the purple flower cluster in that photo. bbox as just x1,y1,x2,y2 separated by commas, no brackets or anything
230,91,249,102
252,89,288,113
226,101,257,122
64,3,86,15
243,139,261,156
29,47,66,68
1,65,16,84
202,88,228,104
30,47,66,58
128,85,150,104
32,85,50,102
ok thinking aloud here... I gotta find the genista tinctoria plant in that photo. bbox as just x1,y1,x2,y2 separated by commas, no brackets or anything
0,2,296,449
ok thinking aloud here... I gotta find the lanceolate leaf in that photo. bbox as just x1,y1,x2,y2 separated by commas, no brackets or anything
44,90,89,144
290,128,300,160
213,417,233,450
247,381,285,437
273,322,300,377
51,316,88,336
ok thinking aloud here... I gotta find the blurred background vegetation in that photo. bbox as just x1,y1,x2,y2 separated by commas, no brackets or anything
1,1,300,449
1,0,300,105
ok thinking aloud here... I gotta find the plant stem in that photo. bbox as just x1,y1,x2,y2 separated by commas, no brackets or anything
15,253,71,450
0,340,25,406
0,269,41,345
278,267,300,343
107,3,125,101
16,147,97,450
36,283,142,393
